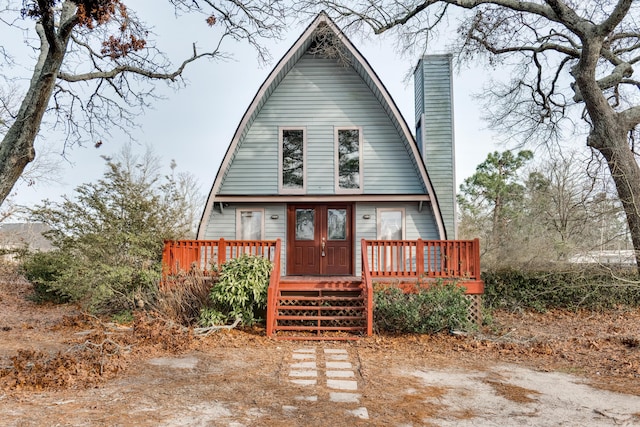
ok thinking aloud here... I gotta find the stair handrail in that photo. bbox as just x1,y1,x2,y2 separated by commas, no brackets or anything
266,238,282,338
361,239,374,336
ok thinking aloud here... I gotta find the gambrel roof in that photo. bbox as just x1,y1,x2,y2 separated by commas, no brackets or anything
197,12,445,239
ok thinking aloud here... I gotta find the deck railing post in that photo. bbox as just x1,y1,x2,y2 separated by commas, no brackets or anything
416,239,424,277
218,238,226,267
473,238,481,280
450,241,458,276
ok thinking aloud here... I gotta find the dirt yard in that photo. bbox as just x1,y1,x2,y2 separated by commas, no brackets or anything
1,275,640,426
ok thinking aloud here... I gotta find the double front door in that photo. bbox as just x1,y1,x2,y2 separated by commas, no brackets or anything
287,203,353,275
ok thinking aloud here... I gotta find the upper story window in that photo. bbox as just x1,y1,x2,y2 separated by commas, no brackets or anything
279,127,306,194
335,127,363,193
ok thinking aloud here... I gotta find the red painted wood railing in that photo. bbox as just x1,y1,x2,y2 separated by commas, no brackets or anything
162,238,280,278
266,239,282,337
362,239,481,280
360,239,374,336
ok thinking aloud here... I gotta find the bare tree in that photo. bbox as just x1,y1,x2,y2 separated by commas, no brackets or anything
304,0,640,272
0,0,286,206
459,149,628,267
525,151,628,261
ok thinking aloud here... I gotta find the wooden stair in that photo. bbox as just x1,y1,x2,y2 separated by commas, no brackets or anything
272,277,367,340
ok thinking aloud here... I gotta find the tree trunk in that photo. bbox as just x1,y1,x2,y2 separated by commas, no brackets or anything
593,132,640,274
0,21,71,206
576,36,640,274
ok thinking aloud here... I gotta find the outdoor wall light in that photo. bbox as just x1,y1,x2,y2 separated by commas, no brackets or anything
270,215,279,220
362,214,371,220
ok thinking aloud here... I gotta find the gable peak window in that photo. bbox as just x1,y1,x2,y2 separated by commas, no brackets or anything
279,127,306,194
335,127,363,193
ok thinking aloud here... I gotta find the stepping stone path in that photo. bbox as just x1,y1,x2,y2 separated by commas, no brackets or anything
286,347,369,420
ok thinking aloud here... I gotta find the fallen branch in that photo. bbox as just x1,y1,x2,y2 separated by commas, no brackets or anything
66,338,132,357
193,317,241,337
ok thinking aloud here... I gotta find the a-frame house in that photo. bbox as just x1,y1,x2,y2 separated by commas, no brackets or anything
163,12,483,339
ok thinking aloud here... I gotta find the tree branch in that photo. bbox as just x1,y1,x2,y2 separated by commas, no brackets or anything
468,33,580,58
58,43,224,83
36,0,59,52
597,0,633,37
57,0,80,41
572,61,634,102
619,105,640,130
354,0,565,35
543,0,589,35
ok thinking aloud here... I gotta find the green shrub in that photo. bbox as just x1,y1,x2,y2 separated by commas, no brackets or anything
21,145,197,313
112,310,134,324
198,307,228,327
205,254,273,326
21,249,161,312
482,267,640,312
373,280,472,334
21,251,74,303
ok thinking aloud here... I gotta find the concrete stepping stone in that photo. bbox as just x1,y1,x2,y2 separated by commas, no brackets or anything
291,361,316,369
326,370,355,378
326,354,349,360
329,392,361,403
327,379,358,390
324,349,348,354
289,370,318,377
326,361,352,369
295,396,318,402
292,353,316,360
346,407,369,420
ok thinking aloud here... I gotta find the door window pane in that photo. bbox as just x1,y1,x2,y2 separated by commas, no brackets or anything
295,209,315,240
239,210,263,240
379,210,403,240
282,129,304,190
327,209,347,240
338,129,360,190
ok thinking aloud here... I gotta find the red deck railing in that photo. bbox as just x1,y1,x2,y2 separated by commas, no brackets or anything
161,238,280,278
362,239,481,280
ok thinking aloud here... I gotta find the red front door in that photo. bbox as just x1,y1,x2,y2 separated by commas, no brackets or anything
287,204,353,275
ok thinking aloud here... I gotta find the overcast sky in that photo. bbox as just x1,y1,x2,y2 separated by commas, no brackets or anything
9,2,500,212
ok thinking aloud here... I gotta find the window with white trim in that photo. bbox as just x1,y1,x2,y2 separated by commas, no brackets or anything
279,127,306,193
236,209,264,240
377,208,405,240
335,127,363,193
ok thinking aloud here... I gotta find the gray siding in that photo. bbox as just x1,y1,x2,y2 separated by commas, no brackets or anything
219,54,425,195
415,55,457,239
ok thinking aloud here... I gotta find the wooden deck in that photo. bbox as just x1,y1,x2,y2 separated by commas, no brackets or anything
162,238,483,340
